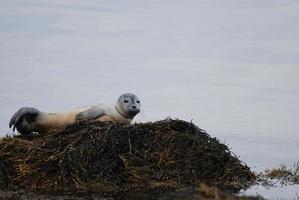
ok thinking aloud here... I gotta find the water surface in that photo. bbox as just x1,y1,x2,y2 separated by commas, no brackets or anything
1,0,299,198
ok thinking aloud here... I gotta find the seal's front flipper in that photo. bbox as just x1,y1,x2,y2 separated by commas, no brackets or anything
76,107,105,121
9,107,41,135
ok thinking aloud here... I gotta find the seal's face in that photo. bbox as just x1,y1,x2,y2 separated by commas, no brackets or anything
115,93,141,119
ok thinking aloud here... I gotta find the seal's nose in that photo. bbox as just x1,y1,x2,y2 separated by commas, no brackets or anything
132,105,137,109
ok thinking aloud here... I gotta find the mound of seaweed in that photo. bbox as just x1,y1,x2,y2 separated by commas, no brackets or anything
0,119,255,194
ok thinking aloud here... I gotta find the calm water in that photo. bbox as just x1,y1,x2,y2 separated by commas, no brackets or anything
1,0,299,198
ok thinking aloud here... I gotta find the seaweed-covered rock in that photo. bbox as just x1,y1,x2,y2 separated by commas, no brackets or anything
0,119,255,194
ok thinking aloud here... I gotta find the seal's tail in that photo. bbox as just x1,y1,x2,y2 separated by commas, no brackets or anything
9,107,41,135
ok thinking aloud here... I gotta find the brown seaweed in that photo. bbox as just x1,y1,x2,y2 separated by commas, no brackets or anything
0,119,255,195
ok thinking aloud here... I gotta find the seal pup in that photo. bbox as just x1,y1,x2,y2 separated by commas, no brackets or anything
9,93,141,135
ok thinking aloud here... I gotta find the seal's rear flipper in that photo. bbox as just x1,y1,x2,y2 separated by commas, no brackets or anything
9,107,41,135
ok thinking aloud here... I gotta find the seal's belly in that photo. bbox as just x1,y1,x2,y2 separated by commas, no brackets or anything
35,111,78,134
96,115,117,123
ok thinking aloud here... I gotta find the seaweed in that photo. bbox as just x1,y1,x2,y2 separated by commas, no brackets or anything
262,162,299,185
0,119,255,195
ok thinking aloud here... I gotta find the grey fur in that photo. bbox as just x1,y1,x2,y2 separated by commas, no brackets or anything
77,93,141,120
9,93,141,135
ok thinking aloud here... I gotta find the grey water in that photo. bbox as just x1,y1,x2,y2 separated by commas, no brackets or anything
1,0,299,199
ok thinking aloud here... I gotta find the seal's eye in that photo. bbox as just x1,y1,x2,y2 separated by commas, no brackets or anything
136,100,140,104
124,100,129,103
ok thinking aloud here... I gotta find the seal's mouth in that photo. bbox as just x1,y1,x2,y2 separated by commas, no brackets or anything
128,109,140,117
115,105,140,119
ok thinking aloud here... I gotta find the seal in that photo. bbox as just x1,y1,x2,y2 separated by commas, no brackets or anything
9,93,141,135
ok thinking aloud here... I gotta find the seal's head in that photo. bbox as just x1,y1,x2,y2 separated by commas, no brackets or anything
115,93,141,119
